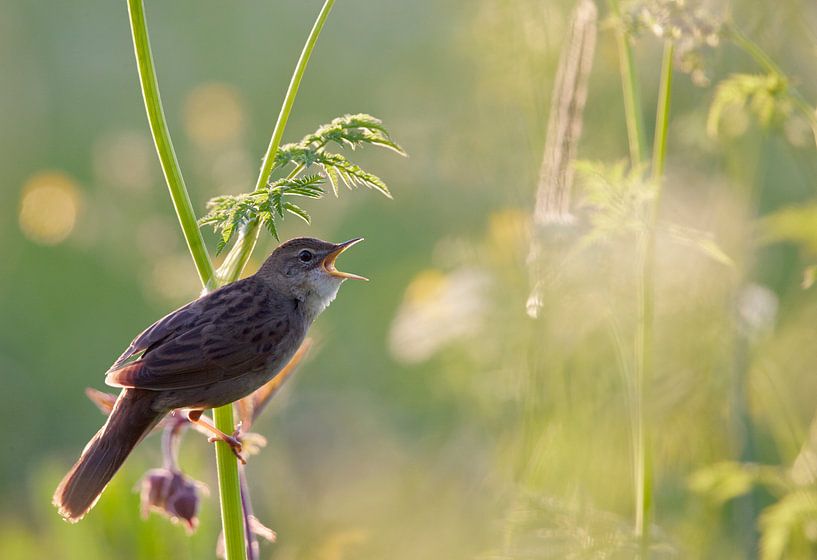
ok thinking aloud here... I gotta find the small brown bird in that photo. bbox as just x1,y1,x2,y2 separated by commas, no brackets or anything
54,237,366,522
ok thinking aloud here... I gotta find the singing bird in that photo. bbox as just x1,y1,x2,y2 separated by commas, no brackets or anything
54,237,366,522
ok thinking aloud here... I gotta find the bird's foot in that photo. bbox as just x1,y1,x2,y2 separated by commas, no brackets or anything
186,410,246,464
207,431,245,464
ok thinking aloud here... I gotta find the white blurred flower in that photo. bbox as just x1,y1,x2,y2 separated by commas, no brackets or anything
389,267,492,364
736,283,778,338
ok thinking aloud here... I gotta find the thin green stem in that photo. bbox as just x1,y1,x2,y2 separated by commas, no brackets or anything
633,232,653,547
608,0,648,166
634,39,673,550
254,0,335,192
217,0,335,284
651,41,674,183
127,0,216,291
726,24,782,77
127,1,244,557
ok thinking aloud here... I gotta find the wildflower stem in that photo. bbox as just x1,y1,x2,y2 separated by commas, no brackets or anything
651,41,673,183
255,0,335,193
126,0,216,290
634,38,673,549
126,0,245,557
608,0,648,167
239,467,257,560
216,0,335,284
211,7,336,552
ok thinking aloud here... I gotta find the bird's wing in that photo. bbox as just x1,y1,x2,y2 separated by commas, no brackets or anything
107,297,204,374
106,277,292,390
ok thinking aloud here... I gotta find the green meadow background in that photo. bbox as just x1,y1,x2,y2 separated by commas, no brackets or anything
2,0,817,558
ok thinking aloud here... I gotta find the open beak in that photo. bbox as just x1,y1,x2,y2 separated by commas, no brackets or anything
323,238,368,281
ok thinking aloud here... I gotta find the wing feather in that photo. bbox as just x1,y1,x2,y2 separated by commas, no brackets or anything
106,277,290,390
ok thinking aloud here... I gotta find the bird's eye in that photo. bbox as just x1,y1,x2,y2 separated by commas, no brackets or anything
298,250,314,263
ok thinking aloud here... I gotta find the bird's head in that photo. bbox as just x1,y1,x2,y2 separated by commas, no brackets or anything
257,237,366,315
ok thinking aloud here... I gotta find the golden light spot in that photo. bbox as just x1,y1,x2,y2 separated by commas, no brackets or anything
146,254,199,302
183,83,245,148
92,130,153,192
404,268,447,304
18,171,81,245
135,215,179,258
488,208,529,250
315,529,368,560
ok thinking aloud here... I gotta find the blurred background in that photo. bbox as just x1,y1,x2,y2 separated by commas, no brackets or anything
3,0,817,558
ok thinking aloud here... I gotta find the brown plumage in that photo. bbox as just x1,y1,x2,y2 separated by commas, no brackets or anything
54,237,365,522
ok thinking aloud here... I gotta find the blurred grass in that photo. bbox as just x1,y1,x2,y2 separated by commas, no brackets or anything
4,0,817,558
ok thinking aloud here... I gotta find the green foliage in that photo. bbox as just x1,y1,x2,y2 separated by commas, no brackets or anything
291,113,405,156
575,160,654,242
574,160,733,266
199,114,403,250
200,175,324,252
689,460,817,559
760,491,817,560
689,462,790,505
274,113,404,197
488,494,678,559
760,204,817,254
663,223,734,267
707,73,792,137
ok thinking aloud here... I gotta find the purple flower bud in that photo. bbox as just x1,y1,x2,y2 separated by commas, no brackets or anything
139,468,208,532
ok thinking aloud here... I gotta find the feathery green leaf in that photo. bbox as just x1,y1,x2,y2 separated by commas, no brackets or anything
201,114,402,249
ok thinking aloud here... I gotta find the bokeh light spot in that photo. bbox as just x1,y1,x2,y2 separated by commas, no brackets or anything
18,171,82,246
92,130,154,192
183,83,245,148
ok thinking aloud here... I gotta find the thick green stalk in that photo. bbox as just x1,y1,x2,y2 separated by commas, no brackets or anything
127,0,216,290
126,1,244,557
608,0,648,166
634,39,673,548
217,0,335,283
211,405,244,560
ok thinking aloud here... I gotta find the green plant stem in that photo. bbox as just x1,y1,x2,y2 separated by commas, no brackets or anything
608,0,648,166
255,0,335,193
211,406,244,560
651,41,673,182
127,0,216,291
126,1,244,557
217,0,335,284
634,39,673,550
210,7,336,552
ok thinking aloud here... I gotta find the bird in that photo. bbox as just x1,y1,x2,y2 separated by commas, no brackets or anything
53,237,366,523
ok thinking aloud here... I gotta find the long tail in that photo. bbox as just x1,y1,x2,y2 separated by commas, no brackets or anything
53,388,164,522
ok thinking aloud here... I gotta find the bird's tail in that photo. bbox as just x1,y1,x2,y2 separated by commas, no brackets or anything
53,388,163,522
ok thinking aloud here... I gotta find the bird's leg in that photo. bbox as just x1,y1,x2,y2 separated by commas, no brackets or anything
186,409,246,464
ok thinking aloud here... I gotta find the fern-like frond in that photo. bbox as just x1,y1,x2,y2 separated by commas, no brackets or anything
201,114,403,251
199,175,325,251
316,152,391,197
273,113,403,196
302,113,406,155
575,159,653,241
